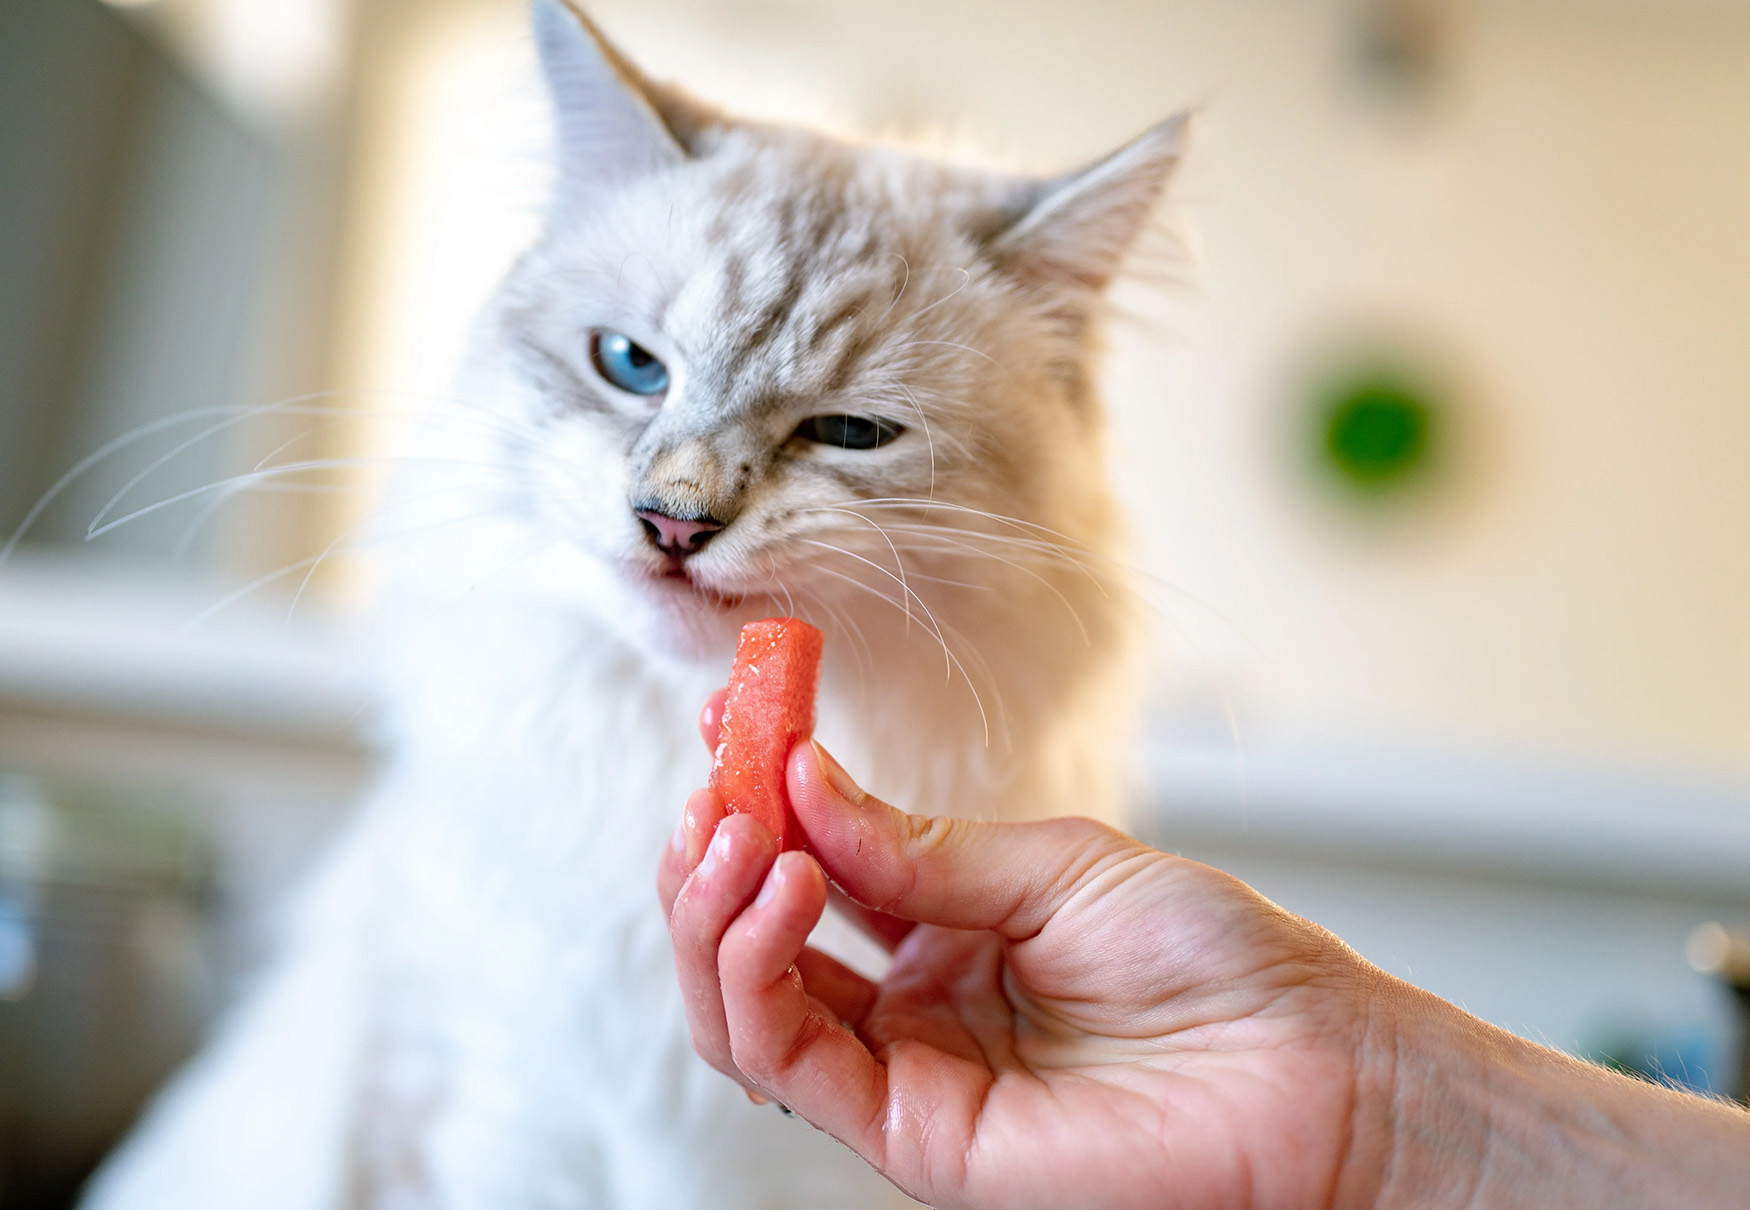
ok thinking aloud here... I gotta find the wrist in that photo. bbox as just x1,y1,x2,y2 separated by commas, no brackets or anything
1339,975,1750,1210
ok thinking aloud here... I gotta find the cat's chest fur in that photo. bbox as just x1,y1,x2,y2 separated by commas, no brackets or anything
346,589,976,1209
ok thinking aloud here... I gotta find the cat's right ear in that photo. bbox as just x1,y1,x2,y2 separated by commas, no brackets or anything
988,111,1194,293
533,0,720,188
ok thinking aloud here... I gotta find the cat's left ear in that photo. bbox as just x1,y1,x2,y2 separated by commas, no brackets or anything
989,112,1194,292
533,0,722,187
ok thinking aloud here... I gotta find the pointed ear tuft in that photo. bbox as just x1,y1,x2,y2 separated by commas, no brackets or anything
533,0,721,187
989,112,1194,292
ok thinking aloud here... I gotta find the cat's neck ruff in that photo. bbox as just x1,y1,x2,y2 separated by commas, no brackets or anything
370,481,1123,853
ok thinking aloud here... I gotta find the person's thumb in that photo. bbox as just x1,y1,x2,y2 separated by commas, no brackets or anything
786,739,1145,939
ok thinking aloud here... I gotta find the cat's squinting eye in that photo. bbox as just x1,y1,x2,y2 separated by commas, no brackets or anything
589,330,669,397
793,415,904,450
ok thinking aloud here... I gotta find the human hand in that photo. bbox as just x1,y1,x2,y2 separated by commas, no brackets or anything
659,703,1393,1209
657,701,1750,1210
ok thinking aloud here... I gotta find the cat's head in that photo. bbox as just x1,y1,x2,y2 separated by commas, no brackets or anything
461,0,1186,667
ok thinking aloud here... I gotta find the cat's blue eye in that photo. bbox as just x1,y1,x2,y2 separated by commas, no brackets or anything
589,330,669,397
793,415,904,450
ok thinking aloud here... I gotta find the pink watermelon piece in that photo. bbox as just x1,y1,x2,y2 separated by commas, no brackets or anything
709,618,824,852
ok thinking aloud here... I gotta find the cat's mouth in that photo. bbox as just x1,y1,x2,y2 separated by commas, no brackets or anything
649,564,745,612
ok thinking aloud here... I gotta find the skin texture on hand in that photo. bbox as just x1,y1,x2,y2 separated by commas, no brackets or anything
658,700,1750,1210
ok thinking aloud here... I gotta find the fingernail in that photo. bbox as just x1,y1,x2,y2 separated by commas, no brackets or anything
752,863,781,909
683,802,709,866
811,741,866,805
699,827,732,875
745,1088,770,1106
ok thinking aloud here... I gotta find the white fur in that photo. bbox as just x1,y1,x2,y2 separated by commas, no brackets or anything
83,4,1184,1205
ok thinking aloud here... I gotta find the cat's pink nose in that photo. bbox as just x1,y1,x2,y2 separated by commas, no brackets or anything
636,508,724,556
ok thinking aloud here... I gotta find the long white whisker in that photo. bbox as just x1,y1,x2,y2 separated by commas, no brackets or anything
807,508,919,636
186,556,339,631
877,252,911,322
830,501,1118,600
896,339,1005,372
801,510,1115,600
927,611,1010,755
893,384,937,504
283,510,393,627
1,387,552,569
172,480,353,563
804,554,990,747
833,510,1254,782
840,498,1095,553
795,584,871,703
870,513,1254,653
800,538,942,666
904,266,971,322
892,567,995,591
181,501,513,631
250,412,427,474
886,529,1090,645
877,521,1111,571
773,574,801,628
89,401,542,539
762,553,797,621
86,456,528,542
2,405,268,568
280,481,515,624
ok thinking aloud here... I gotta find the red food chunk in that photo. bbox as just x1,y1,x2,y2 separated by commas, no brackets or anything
709,618,824,852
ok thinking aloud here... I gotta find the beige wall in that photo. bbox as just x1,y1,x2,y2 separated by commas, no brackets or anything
336,0,1750,778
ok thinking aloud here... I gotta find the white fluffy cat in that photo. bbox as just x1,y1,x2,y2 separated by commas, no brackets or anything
82,2,1186,1206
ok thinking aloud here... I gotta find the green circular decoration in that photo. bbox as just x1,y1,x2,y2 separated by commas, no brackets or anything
1316,371,1438,493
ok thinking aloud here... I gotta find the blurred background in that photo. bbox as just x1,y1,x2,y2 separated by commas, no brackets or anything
2,0,1748,1203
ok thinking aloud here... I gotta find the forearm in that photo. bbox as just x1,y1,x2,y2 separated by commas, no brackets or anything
1353,980,1750,1209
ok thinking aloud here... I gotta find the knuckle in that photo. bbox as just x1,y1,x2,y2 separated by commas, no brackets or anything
1053,814,1125,848
1052,816,1133,870
671,898,724,967
1030,818,1151,922
731,1033,782,1085
667,882,701,934
900,813,960,868
891,813,960,910
736,1010,818,1088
